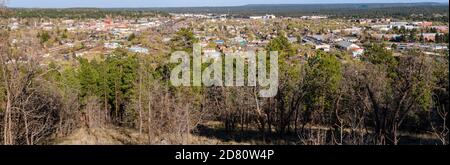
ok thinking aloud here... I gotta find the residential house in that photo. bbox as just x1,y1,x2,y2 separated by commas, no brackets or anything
336,41,364,57
104,42,121,49
431,26,449,33
250,14,276,20
342,37,359,43
412,21,433,27
419,33,438,42
129,46,149,54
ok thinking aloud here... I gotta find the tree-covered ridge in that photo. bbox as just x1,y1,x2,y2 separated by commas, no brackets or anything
3,3,448,22
4,8,168,19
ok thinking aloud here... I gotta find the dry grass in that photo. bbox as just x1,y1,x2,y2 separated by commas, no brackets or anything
51,121,442,145
51,124,250,145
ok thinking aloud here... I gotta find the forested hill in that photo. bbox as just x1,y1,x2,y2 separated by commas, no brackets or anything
150,2,449,20
7,3,449,21
243,2,447,8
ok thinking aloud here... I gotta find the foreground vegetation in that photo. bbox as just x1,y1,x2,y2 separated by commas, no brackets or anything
1,26,448,145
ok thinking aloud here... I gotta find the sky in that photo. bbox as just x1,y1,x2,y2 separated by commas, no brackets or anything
5,0,449,8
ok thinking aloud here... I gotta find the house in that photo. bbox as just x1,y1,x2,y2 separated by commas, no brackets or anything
300,15,327,20
129,46,149,54
352,19,372,24
314,43,331,52
336,41,364,57
431,44,448,51
310,35,327,42
419,33,438,42
250,14,276,20
390,22,408,26
342,27,363,35
371,33,402,41
350,47,364,57
263,14,276,19
336,41,358,50
371,25,391,32
389,22,416,30
303,36,330,52
412,21,433,27
104,42,121,49
431,26,449,33
342,37,359,43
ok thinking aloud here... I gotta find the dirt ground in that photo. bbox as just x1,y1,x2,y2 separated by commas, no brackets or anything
52,124,249,145
51,121,442,145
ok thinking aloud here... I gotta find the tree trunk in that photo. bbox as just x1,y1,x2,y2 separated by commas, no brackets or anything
147,91,152,144
1,55,12,145
22,110,30,145
138,71,143,135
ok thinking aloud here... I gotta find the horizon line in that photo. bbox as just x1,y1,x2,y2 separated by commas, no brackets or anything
6,2,449,9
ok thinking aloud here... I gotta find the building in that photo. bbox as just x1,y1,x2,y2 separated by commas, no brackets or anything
104,42,121,49
389,22,416,30
342,27,363,35
336,41,357,50
342,37,359,43
371,25,391,32
249,14,276,20
412,21,433,27
300,15,328,20
336,41,364,57
311,35,327,42
431,26,449,33
129,46,149,54
314,43,331,52
419,33,438,42
303,36,330,52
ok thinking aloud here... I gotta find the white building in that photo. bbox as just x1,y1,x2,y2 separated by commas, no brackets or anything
315,44,331,52
129,46,149,54
336,41,364,57
250,14,276,20
104,42,121,49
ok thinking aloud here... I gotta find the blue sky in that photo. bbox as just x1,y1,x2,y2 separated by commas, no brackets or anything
6,0,448,8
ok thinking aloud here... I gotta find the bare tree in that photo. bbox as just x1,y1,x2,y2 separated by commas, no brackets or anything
430,106,449,145
1,23,68,145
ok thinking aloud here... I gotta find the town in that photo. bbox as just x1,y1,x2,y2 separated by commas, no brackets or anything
4,12,448,64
